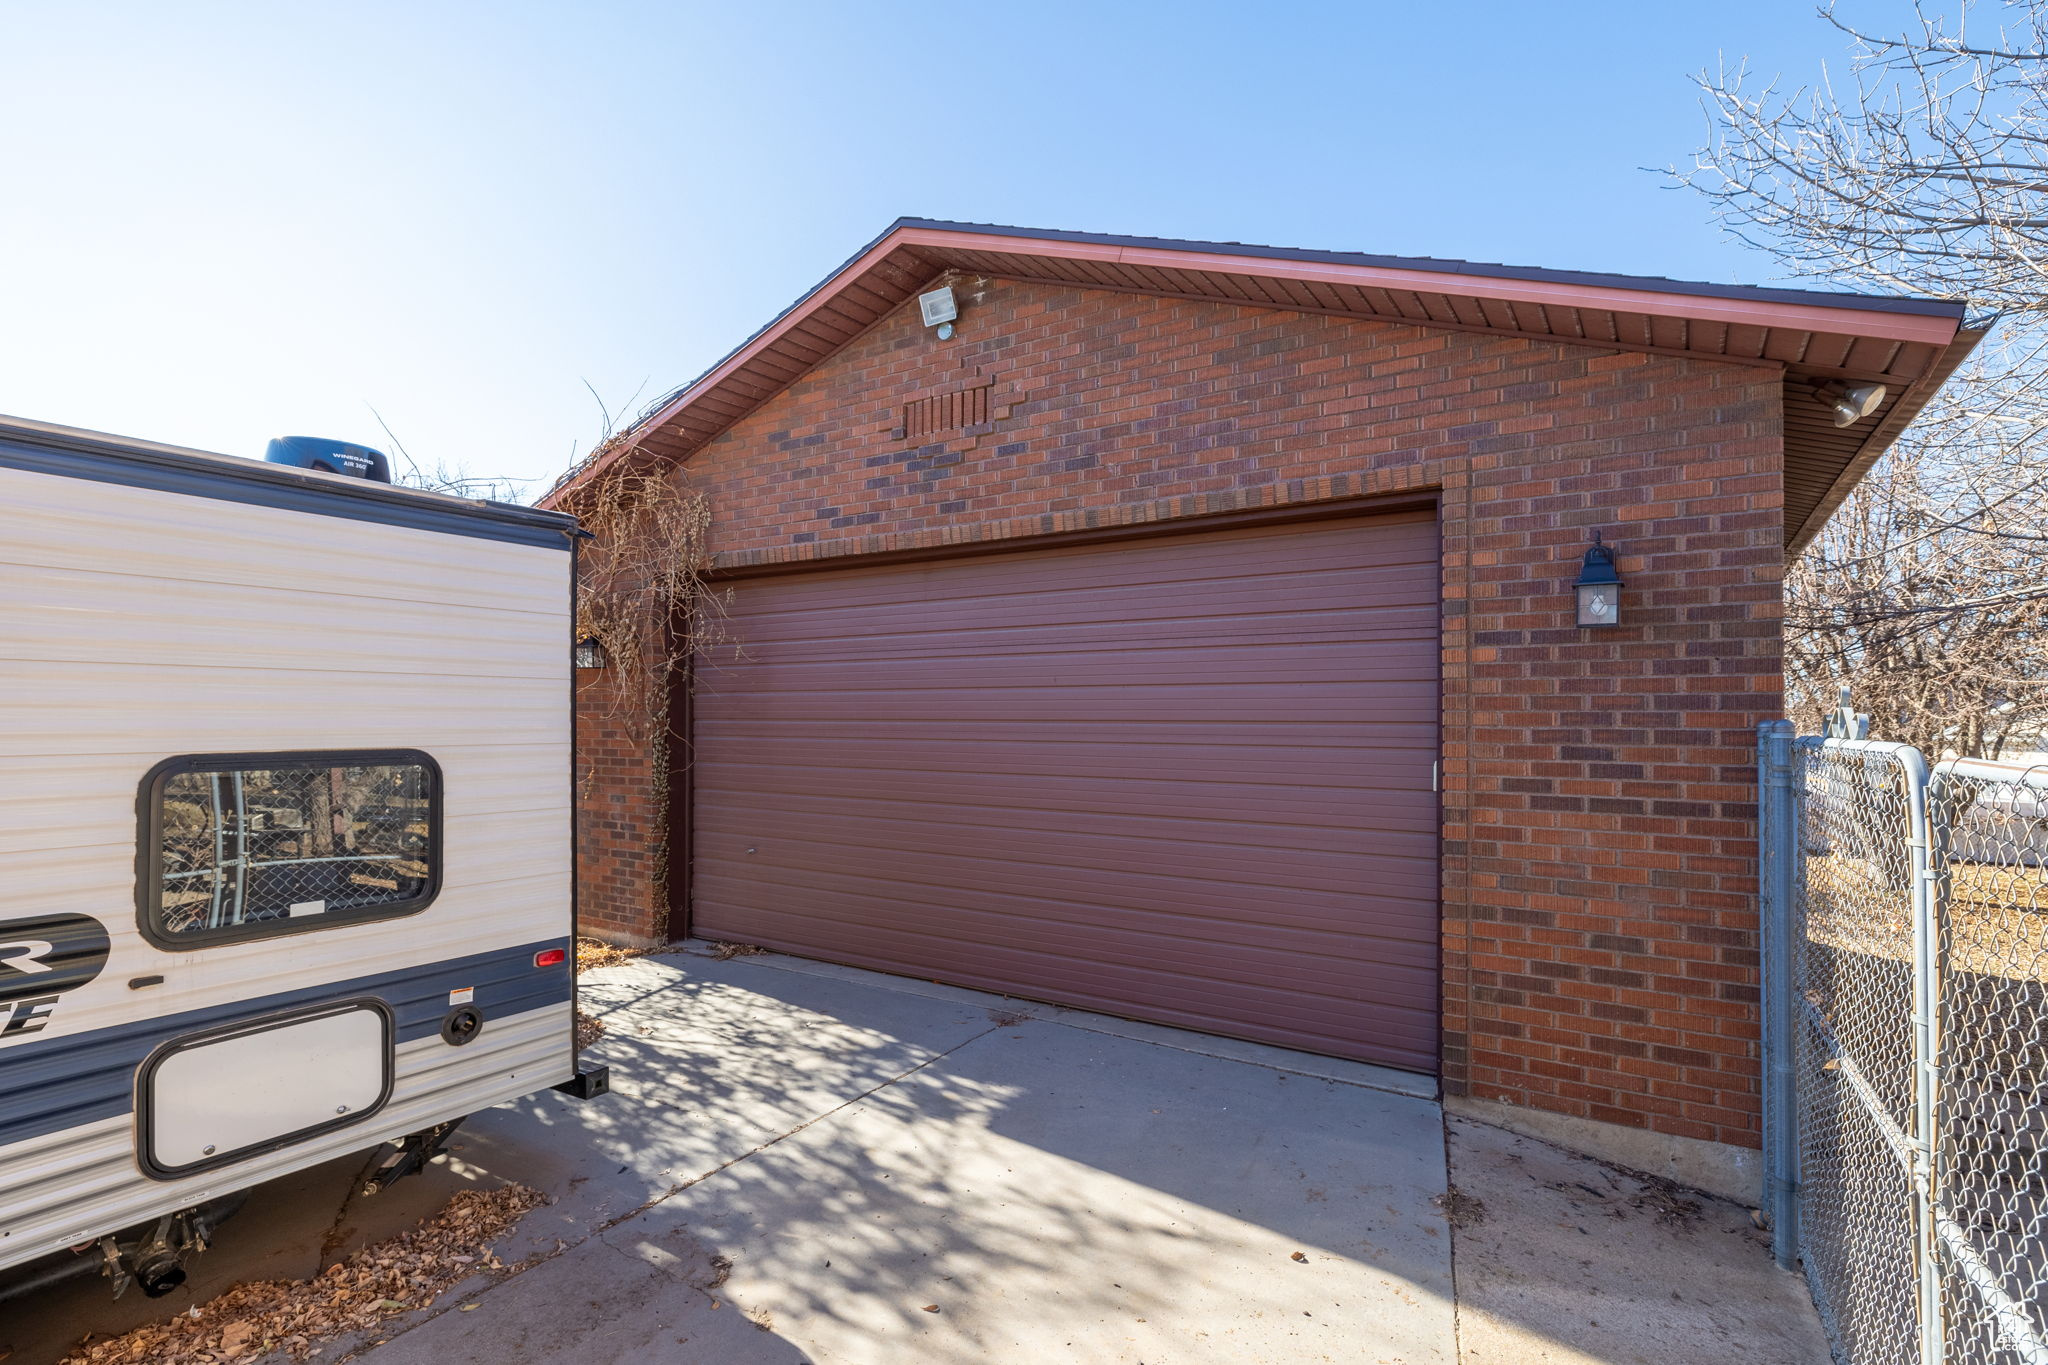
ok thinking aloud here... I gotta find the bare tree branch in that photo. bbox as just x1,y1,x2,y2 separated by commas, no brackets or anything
1681,1,2048,754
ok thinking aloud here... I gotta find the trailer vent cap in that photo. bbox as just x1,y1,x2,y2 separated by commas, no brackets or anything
264,436,393,483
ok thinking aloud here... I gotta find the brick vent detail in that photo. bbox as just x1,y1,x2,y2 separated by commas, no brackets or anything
902,382,991,439
575,276,1785,1153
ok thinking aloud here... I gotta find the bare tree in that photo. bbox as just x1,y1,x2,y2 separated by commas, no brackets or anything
368,407,530,504
1684,0,2048,754
1786,452,2048,754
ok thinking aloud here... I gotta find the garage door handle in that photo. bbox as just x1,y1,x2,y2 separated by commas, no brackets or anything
1432,761,1439,793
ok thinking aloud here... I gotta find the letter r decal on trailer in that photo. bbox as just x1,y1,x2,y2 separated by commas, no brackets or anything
0,916,111,1034
0,940,56,974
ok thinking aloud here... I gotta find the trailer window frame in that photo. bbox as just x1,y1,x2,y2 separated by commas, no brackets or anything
136,749,443,950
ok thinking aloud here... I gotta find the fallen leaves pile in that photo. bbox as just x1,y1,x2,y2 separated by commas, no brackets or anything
709,941,768,962
574,1008,605,1051
574,937,646,974
58,1183,547,1365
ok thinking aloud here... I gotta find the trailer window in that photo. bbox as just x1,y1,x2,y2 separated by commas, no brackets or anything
142,751,440,945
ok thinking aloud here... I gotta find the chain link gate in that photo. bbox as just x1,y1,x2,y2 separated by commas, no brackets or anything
1927,759,2048,1365
1761,721,2048,1365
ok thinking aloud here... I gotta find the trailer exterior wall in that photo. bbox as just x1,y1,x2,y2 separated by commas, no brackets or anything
0,446,575,1273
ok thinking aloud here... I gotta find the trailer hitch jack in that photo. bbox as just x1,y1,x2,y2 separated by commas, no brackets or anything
362,1117,466,1197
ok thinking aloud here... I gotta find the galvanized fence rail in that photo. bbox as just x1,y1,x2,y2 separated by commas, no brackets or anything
1762,721,2048,1365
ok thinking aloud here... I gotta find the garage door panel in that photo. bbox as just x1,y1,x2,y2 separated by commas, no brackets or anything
692,734,1432,788
690,511,1442,1072
723,560,1438,621
691,681,1435,726
719,586,1440,653
698,786,1430,859
728,520,1434,623
696,716,1443,749
700,640,1440,692
720,601,1442,659
694,760,1440,832
691,823,1440,932
690,867,1440,976
704,618,1441,671
688,847,1441,925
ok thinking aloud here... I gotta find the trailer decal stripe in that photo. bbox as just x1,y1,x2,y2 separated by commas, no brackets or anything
0,939,570,1149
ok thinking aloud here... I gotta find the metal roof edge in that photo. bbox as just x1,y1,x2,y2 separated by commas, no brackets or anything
890,218,1969,320
0,414,578,546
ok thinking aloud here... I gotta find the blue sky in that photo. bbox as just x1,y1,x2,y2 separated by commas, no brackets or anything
0,2,1915,496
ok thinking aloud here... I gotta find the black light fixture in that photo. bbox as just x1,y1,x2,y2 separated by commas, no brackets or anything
574,635,608,669
1574,533,1623,628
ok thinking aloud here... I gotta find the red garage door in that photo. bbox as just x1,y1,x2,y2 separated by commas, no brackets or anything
689,509,1442,1072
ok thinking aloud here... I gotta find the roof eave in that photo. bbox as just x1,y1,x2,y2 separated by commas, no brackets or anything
543,220,1974,516
1783,324,1988,559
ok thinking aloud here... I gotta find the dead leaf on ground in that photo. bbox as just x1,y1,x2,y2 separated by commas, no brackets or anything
575,937,648,974
922,1304,941,1313
1290,1251,1308,1262
709,941,768,961
1628,1179,1704,1228
57,1183,545,1365
1433,1187,1488,1229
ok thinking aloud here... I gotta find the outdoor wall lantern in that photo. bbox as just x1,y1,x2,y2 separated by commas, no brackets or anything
574,634,609,669
1574,533,1623,628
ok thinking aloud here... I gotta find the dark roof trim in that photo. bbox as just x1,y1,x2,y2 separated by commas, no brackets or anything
893,218,1970,319
0,416,576,551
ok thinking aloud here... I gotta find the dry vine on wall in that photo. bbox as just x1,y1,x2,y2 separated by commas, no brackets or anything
565,463,729,899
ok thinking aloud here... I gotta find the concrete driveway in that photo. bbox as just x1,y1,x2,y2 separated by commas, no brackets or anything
369,946,1455,1364
13,944,1829,1365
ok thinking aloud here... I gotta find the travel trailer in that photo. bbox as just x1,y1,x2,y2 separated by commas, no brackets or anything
0,416,601,1298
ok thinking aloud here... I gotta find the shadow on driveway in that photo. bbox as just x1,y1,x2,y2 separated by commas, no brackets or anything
368,948,1456,1364
14,948,1455,1364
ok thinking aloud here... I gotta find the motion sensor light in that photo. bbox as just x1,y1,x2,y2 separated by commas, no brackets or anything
1824,382,1888,428
919,285,959,340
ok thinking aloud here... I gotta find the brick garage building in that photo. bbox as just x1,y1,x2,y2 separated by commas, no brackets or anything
549,220,1973,1182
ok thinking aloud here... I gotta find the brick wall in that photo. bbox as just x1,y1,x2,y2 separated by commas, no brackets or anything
573,663,668,943
575,277,1784,1150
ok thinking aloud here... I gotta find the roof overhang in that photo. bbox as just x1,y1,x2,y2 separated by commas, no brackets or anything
546,218,1978,554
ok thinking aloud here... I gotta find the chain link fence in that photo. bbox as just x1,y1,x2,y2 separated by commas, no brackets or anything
1763,721,2048,1364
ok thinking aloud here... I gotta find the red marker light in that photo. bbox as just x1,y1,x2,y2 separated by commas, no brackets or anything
534,948,567,968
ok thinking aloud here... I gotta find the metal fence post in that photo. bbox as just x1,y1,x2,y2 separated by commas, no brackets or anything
1758,718,1801,1270
1898,747,1946,1365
